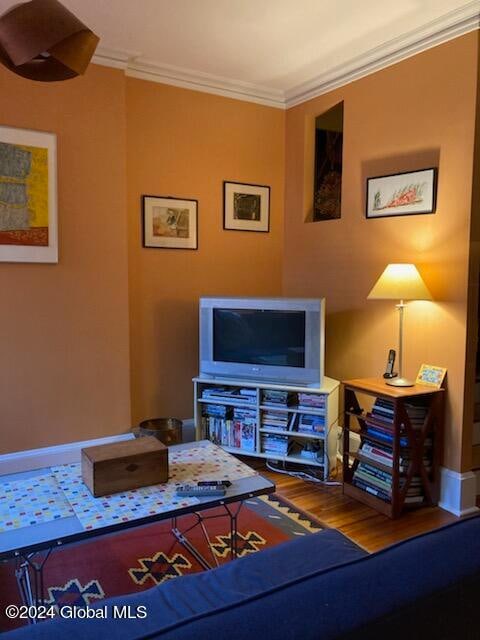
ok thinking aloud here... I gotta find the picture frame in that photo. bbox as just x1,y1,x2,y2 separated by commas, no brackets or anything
223,181,270,232
142,195,198,250
366,168,437,219
416,363,447,389
0,126,58,263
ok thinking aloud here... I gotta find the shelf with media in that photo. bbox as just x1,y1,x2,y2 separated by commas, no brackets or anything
342,378,444,519
193,376,340,480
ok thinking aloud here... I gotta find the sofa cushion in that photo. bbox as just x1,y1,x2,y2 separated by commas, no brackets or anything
4,527,365,639
6,515,480,640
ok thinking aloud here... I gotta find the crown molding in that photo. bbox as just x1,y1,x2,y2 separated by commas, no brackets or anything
285,1,480,107
92,46,141,70
125,58,285,109
90,2,480,110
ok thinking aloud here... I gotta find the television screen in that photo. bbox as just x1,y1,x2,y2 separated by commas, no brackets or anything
213,308,306,368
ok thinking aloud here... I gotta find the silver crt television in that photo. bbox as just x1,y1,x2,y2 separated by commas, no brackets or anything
199,297,325,387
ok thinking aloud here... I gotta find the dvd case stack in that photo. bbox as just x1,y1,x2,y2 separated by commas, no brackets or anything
297,393,326,411
202,404,233,445
202,404,256,451
262,409,289,430
297,413,325,435
261,433,289,456
201,386,257,404
233,407,256,452
262,390,294,407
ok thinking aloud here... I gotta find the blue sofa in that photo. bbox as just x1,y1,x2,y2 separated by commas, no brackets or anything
5,513,480,639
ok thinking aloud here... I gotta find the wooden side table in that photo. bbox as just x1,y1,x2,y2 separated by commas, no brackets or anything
342,378,444,519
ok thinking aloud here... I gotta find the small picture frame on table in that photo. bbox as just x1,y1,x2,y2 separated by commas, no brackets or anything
223,181,270,232
416,364,447,389
142,195,198,250
366,168,437,219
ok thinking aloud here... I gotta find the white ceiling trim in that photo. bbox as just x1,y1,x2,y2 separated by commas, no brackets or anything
125,59,285,108
286,0,480,107
92,2,480,111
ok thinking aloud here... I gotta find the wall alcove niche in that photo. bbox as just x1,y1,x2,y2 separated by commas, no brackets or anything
312,102,344,221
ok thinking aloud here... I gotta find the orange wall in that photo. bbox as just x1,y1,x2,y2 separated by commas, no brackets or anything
0,64,131,453
284,33,479,472
126,79,285,425
0,33,477,473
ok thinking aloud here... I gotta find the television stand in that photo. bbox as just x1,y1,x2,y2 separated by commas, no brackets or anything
193,376,340,480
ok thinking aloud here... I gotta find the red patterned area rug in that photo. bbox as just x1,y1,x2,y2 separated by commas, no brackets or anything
0,494,322,632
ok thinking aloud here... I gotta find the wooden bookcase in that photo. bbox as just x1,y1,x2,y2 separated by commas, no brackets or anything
342,378,444,519
193,376,339,481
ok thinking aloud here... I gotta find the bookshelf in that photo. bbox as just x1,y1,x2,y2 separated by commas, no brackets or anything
193,376,340,481
342,378,444,519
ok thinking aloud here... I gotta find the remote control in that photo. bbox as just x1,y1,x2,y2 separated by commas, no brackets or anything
175,484,226,497
197,481,231,487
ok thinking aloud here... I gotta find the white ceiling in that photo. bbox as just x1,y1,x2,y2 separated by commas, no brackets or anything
0,0,479,107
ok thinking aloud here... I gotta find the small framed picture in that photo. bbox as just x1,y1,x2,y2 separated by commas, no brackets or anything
416,364,447,389
142,195,198,250
223,181,270,232
366,168,437,219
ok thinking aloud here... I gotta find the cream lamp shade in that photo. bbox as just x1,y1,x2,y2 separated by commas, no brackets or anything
367,264,432,301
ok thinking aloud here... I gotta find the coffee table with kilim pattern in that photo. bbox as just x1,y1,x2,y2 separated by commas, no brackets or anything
0,439,275,611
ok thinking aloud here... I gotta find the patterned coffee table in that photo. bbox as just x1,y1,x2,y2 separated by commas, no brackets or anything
0,439,275,609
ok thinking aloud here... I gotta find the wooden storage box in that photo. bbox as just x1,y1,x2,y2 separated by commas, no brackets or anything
81,436,169,497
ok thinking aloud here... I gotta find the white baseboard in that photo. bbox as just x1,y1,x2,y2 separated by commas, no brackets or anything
0,433,134,475
438,466,480,517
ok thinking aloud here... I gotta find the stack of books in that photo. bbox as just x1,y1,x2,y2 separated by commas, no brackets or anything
400,476,425,504
352,461,392,502
201,387,256,404
262,410,289,430
358,441,432,475
404,400,429,429
297,393,325,411
297,413,325,435
358,440,393,468
262,390,294,407
364,398,408,447
261,433,289,456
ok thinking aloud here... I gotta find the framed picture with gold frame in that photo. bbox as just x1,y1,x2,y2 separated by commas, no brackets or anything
416,364,447,389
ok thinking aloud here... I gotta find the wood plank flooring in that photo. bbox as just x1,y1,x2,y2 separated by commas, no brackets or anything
248,460,457,552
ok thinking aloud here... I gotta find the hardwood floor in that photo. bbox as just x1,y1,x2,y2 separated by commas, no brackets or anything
248,460,457,552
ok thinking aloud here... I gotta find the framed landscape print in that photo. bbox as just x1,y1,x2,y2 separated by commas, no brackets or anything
223,181,270,232
0,126,57,263
366,168,437,219
142,195,198,250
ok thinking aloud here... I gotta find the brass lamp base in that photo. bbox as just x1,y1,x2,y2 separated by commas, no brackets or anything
386,377,414,388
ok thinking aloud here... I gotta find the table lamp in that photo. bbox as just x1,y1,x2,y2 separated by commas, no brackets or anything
367,264,432,387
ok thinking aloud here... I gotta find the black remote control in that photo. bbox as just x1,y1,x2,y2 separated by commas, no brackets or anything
176,484,226,497
197,481,231,487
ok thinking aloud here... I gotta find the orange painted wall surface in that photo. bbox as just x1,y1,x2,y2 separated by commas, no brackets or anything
0,65,131,453
126,79,285,425
284,33,478,472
